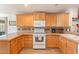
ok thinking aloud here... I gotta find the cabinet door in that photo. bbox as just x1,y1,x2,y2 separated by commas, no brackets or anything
24,35,33,48
10,36,24,54
16,14,24,27
34,13,45,20
23,14,34,26
46,14,57,27
46,35,58,48
59,36,67,54
10,39,17,54
16,14,34,27
67,40,77,54
50,14,57,26
45,14,51,27
0,41,10,54
57,13,69,27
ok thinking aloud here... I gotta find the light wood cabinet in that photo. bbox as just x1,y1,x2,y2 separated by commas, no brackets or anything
46,35,59,48
46,14,57,27
23,14,34,26
16,14,24,27
57,13,69,27
10,35,24,54
0,41,10,54
66,40,77,54
59,36,77,54
24,35,33,48
16,14,34,27
59,36,67,54
34,12,45,20
10,38,18,54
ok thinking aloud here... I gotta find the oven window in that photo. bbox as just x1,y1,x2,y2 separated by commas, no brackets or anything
35,36,44,42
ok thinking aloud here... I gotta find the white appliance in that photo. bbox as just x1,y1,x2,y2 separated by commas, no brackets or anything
33,20,46,49
34,20,45,27
33,33,46,49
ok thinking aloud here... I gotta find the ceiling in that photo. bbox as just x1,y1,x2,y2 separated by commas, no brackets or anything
0,4,79,14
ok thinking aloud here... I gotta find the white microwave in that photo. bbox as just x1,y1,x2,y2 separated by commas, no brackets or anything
34,20,45,27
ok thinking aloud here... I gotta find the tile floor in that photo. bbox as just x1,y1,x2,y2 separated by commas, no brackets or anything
20,48,62,54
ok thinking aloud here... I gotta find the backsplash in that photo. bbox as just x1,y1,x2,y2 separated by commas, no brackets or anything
17,27,33,33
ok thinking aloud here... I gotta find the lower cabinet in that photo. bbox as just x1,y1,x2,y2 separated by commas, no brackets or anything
59,36,77,54
46,35,59,48
0,41,10,54
24,35,33,48
9,34,78,54
59,36,67,54
10,35,24,54
66,40,77,54
10,35,33,54
10,38,17,54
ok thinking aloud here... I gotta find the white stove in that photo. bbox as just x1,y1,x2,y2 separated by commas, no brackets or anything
33,20,46,49
33,33,46,49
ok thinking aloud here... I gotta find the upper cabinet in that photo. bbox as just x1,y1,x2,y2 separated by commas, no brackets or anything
34,12,45,20
16,12,69,27
16,14,34,27
23,14,34,27
16,14,24,27
57,13,69,27
45,13,57,27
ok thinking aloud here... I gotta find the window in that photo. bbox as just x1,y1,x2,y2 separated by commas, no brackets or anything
0,17,7,36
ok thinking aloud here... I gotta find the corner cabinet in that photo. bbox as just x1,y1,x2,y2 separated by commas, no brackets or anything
66,40,77,54
57,13,69,27
10,35,24,54
59,36,67,54
59,36,77,54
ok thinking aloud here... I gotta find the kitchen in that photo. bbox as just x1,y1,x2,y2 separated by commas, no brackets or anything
0,4,79,54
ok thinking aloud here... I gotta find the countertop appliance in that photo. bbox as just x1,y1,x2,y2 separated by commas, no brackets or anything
33,20,46,49
51,28,56,33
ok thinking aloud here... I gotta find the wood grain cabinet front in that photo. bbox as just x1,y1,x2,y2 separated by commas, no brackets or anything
57,13,69,27
45,14,57,27
10,35,24,54
34,12,45,20
10,38,18,54
16,14,24,27
59,36,67,54
16,14,34,27
66,40,77,54
59,36,78,54
24,35,33,48
46,35,59,48
0,41,10,54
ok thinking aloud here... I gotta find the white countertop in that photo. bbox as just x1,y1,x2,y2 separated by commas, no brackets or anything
0,33,33,40
60,34,79,43
0,33,79,43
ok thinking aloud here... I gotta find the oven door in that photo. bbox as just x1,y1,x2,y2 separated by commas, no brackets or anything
33,34,46,49
33,34,45,44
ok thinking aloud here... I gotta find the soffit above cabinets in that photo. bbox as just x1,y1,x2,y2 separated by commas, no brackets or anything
0,4,79,14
